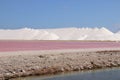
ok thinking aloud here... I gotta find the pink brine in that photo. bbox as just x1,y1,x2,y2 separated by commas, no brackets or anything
0,40,120,52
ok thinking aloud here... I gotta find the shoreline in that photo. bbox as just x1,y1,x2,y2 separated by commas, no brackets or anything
13,67,120,80
1,48,120,79
1,48,120,56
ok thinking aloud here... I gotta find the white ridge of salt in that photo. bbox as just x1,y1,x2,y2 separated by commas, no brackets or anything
0,27,119,41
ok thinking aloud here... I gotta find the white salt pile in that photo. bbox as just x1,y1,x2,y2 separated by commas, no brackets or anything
0,27,120,41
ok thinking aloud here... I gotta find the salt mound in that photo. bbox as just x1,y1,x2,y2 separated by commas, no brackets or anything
0,28,59,40
0,27,119,41
45,27,114,40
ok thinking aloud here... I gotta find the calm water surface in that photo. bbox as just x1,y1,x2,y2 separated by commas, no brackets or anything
0,41,120,51
14,68,120,80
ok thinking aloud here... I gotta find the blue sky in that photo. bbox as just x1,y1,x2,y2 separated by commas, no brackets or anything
0,0,120,31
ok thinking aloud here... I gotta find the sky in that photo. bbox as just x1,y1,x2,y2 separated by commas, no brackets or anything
0,0,120,32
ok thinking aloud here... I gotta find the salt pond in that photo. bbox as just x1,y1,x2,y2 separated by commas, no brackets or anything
0,41,120,51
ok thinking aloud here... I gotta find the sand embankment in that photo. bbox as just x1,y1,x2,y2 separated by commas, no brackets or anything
0,48,120,79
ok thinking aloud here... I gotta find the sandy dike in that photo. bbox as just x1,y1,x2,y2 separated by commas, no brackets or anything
0,48,120,80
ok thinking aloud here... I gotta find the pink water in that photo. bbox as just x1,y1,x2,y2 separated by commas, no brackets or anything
0,40,120,52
